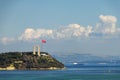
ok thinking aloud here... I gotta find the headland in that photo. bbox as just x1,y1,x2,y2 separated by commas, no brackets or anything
0,52,64,70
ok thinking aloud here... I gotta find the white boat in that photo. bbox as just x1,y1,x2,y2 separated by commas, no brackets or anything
73,62,78,65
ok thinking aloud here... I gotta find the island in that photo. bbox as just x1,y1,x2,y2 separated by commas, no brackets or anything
0,52,64,70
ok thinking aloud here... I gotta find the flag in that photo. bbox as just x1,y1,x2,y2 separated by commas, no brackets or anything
41,39,46,43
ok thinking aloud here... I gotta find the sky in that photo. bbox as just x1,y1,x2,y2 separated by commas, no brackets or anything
0,0,120,56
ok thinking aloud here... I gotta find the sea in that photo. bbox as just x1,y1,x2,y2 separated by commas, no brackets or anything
1,63,120,80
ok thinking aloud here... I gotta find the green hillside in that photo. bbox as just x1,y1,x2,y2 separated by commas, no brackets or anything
0,52,64,70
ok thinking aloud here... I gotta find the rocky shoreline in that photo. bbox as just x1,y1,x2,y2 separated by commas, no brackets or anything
0,66,65,70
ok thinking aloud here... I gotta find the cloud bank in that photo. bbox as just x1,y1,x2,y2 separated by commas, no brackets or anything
19,15,120,41
19,24,93,41
0,37,15,45
0,14,120,44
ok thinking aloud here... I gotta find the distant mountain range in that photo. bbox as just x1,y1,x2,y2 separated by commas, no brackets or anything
52,53,120,65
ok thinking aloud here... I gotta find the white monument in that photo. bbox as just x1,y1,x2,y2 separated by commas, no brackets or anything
33,45,40,56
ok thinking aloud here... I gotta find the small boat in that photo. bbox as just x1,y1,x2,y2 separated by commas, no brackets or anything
73,62,78,65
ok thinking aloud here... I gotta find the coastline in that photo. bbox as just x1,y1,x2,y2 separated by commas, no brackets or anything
0,64,15,70
0,66,65,70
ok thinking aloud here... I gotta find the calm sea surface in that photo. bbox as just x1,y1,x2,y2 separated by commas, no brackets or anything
0,66,120,80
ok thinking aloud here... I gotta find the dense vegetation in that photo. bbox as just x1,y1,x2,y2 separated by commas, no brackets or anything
0,52,64,70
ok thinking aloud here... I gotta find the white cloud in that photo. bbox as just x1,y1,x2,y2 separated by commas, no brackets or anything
98,15,117,34
53,24,86,39
0,37,15,45
90,14,120,38
99,15,117,23
19,28,53,41
19,24,94,41
19,14,120,41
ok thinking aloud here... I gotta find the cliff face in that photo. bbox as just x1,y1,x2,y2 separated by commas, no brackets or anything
0,52,64,70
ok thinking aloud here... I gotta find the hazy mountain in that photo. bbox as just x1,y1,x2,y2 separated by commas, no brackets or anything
52,53,120,65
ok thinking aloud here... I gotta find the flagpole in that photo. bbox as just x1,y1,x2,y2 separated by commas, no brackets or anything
41,42,43,52
41,39,46,52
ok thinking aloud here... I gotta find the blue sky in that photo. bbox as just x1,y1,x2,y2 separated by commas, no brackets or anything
0,0,120,56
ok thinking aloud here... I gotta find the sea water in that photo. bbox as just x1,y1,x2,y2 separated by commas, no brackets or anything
0,66,120,80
